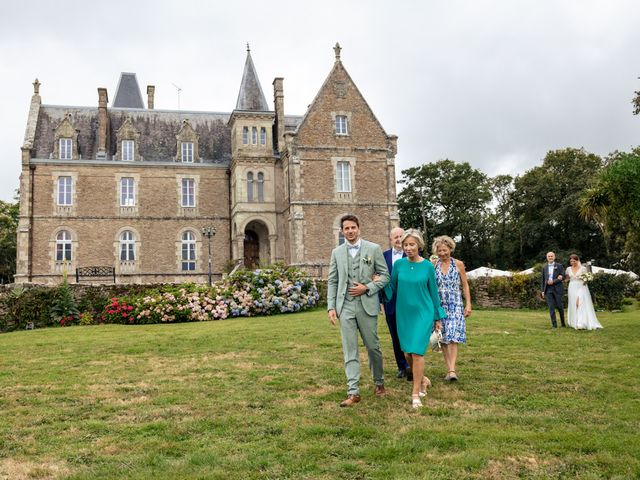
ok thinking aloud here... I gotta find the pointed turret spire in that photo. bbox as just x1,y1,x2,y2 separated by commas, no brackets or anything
113,72,144,109
235,47,269,111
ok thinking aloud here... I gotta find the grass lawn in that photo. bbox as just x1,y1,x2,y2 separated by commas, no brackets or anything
0,305,638,479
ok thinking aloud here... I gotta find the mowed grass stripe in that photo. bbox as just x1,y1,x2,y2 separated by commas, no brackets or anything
0,306,638,479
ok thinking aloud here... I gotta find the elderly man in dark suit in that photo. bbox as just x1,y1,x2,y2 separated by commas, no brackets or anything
382,227,411,379
541,251,566,328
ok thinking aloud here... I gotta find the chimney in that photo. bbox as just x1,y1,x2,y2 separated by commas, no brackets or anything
147,85,155,110
96,88,110,159
273,78,285,154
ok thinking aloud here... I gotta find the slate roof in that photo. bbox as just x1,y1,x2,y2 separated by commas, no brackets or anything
33,106,231,164
112,73,145,109
235,50,269,111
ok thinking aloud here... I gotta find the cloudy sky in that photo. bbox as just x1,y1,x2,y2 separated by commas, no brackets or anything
1,0,638,202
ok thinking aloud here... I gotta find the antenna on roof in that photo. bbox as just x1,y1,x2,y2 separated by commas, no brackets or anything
171,82,182,110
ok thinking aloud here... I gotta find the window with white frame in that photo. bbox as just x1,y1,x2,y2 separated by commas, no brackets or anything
251,127,258,144
120,177,135,206
181,231,196,271
181,142,194,163
336,161,352,192
57,176,73,205
181,178,195,207
260,127,266,145
120,230,135,261
247,172,254,202
56,230,72,261
122,140,134,161
242,126,249,145
257,172,264,202
59,138,72,160
335,115,348,135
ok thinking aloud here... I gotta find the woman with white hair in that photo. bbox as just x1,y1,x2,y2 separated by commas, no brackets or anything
432,235,471,381
384,228,446,408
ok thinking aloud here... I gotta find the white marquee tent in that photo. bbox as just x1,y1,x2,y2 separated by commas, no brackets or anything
466,266,513,279
591,265,639,280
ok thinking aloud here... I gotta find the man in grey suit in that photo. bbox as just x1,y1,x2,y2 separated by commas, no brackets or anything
327,214,390,407
541,251,566,328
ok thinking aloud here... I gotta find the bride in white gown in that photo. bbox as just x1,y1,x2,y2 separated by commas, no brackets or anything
565,254,602,330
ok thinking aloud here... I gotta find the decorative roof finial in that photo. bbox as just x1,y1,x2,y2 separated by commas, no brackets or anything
33,78,41,95
333,42,341,61
247,43,251,53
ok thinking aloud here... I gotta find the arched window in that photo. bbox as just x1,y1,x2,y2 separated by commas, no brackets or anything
56,230,72,261
257,172,264,202
251,127,258,144
247,172,254,202
181,231,196,271
120,230,135,261
338,231,345,246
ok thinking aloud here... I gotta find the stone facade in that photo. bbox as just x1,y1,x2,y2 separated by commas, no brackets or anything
16,44,399,284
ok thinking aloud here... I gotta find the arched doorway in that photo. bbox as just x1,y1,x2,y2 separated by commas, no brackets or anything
243,230,260,268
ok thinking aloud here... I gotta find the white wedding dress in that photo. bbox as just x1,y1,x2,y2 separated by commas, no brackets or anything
566,266,602,330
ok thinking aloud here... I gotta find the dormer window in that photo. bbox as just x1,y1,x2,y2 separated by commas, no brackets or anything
181,142,194,163
59,138,72,160
122,140,134,161
53,114,78,160
336,115,348,135
175,119,199,163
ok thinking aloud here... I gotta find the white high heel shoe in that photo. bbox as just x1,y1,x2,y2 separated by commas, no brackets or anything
411,394,423,408
419,376,432,397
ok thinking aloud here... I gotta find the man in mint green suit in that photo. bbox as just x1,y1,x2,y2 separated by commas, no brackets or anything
328,214,390,407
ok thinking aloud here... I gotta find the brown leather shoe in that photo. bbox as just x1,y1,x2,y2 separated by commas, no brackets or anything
339,394,361,407
374,384,386,396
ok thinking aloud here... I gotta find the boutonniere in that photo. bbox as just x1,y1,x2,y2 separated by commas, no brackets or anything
362,256,373,265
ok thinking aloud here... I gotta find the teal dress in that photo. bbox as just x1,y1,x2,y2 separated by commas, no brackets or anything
386,258,447,355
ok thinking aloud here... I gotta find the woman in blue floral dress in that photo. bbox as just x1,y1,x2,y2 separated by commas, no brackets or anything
432,236,472,381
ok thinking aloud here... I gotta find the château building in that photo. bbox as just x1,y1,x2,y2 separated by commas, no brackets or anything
15,44,399,284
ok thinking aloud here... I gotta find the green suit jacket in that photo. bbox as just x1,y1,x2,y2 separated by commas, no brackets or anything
327,239,390,317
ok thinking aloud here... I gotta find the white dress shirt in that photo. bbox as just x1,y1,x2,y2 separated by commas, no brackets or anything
347,239,362,258
392,249,403,265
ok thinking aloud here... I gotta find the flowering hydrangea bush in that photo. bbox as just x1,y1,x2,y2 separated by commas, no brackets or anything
102,264,319,325
101,298,136,324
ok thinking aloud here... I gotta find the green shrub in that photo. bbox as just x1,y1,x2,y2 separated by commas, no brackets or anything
588,273,634,311
1,286,56,331
50,279,80,327
79,312,94,325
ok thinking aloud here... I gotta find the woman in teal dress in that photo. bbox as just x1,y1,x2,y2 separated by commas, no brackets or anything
385,229,446,408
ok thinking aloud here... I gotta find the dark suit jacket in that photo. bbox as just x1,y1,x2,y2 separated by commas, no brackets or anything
382,249,405,316
541,262,565,295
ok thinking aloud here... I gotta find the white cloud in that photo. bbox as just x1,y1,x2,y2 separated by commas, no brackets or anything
1,0,638,201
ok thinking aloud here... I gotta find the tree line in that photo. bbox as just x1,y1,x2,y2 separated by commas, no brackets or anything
397,146,640,272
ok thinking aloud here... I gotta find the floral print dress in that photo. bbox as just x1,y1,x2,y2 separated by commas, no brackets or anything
435,258,466,344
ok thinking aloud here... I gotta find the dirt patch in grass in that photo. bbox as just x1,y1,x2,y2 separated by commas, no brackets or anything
0,457,69,480
481,455,559,479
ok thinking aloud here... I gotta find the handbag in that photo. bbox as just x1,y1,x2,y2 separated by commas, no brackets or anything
429,328,443,352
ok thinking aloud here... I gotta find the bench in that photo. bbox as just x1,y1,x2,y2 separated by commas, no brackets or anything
75,266,116,283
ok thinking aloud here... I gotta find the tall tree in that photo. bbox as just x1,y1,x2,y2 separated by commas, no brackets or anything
509,148,604,267
487,174,517,269
397,160,492,267
580,148,640,271
0,197,19,284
